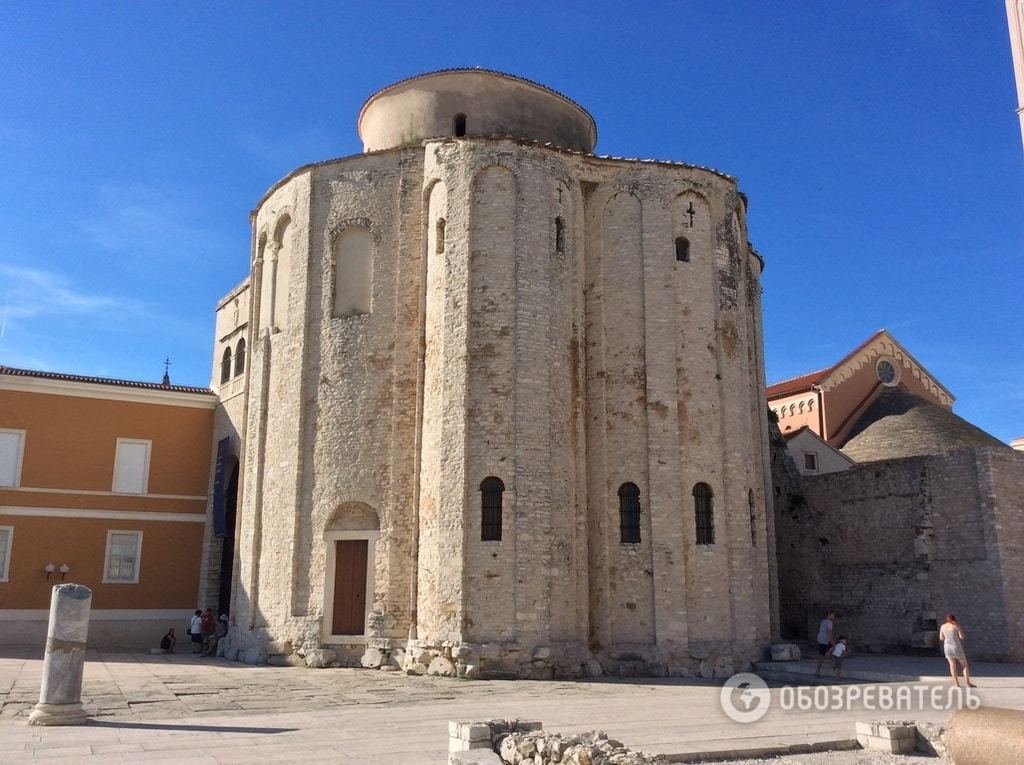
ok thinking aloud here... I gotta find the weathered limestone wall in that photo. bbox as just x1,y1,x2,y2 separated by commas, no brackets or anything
774,446,1024,660
221,130,775,674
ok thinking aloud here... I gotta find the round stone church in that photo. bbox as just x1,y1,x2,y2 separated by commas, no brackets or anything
209,69,776,678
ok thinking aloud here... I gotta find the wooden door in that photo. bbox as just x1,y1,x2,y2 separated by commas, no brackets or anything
332,540,368,635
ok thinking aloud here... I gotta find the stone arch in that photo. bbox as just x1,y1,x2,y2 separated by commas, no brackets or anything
323,501,381,642
326,501,381,532
269,213,293,330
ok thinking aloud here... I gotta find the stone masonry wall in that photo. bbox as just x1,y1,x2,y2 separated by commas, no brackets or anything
774,446,1024,660
221,134,776,675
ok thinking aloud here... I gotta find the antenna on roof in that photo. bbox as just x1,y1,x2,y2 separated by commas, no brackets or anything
162,357,171,387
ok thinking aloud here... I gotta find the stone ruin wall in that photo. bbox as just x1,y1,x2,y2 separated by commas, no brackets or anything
774,445,1024,660
220,136,777,676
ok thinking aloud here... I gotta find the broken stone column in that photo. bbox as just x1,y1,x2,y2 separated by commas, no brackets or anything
28,584,92,726
946,707,1024,765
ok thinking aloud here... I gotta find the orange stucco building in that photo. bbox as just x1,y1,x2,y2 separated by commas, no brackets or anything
0,366,216,650
767,330,954,446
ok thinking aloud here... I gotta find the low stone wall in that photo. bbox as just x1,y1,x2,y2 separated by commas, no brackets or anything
448,719,664,765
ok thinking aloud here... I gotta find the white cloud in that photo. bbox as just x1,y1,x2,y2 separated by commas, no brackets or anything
0,264,143,324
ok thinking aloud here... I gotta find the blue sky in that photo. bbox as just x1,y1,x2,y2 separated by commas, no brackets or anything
1,2,1021,442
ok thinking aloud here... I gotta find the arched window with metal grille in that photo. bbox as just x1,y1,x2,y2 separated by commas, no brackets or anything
694,482,715,545
618,482,641,544
234,338,246,377
480,476,504,541
675,236,690,262
220,347,232,384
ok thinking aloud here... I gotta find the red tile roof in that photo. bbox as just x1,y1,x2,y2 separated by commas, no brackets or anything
0,365,214,396
767,329,889,399
766,368,831,398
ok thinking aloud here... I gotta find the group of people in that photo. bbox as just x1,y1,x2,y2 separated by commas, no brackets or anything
813,610,849,678
813,610,975,687
159,609,227,657
188,609,228,656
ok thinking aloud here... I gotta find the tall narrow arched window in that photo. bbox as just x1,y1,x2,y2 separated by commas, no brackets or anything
619,482,641,544
234,338,246,376
220,347,232,384
694,482,715,545
436,218,446,254
675,236,690,262
454,114,467,137
748,489,757,546
555,216,565,253
480,477,504,541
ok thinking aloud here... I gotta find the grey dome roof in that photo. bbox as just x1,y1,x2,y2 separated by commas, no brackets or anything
840,387,1007,463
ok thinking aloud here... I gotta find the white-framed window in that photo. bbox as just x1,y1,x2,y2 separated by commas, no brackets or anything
0,429,26,488
112,438,151,494
0,526,13,581
103,530,143,583
804,452,819,472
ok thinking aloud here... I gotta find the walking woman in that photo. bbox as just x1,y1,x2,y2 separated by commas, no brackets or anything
939,613,975,687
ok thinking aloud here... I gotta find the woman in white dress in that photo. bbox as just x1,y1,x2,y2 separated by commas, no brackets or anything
939,613,975,687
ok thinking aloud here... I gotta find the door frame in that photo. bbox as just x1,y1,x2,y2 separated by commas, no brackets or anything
322,530,379,645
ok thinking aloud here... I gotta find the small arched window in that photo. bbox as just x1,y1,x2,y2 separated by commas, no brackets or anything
480,476,504,541
436,218,446,254
234,338,246,376
675,236,690,262
555,216,565,254
694,482,714,545
454,114,467,137
748,489,757,546
220,347,232,384
618,482,641,544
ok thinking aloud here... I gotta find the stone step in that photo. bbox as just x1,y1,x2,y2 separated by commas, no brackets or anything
267,654,305,667
265,640,293,656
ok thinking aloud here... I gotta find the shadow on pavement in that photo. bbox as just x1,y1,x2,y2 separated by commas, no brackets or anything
87,720,297,734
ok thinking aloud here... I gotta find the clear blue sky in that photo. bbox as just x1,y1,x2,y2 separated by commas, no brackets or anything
2,2,1021,442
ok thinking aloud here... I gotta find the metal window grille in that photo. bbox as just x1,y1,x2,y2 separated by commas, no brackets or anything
234,339,246,376
748,490,757,546
555,217,565,253
694,483,714,545
619,482,641,544
220,348,232,384
480,477,504,541
675,236,690,262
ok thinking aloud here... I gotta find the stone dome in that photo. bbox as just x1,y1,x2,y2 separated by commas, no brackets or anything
839,387,1008,462
357,69,598,153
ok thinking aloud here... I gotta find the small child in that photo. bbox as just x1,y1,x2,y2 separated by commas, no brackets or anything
830,636,850,678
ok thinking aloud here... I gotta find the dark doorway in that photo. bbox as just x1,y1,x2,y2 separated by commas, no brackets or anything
217,460,239,616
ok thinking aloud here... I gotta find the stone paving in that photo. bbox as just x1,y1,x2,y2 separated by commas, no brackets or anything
1,649,1023,763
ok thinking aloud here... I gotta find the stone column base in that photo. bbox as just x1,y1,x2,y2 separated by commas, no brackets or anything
27,701,88,726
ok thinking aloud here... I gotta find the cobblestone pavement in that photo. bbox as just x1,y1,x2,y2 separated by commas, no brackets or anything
2,650,1023,763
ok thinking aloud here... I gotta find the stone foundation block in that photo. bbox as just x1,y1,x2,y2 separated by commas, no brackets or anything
770,643,801,661
856,721,917,754
303,648,338,669
428,655,457,677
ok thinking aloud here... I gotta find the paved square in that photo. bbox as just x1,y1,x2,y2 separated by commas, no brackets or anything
2,650,1023,763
